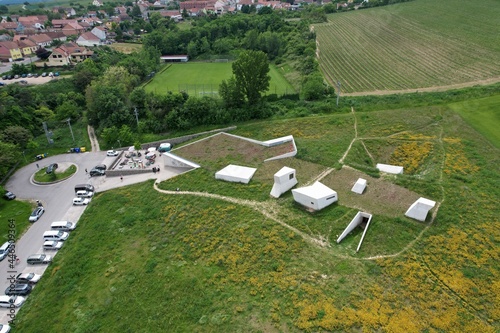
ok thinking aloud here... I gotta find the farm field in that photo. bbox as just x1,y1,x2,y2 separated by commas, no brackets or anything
15,93,500,332
314,0,500,93
144,62,296,96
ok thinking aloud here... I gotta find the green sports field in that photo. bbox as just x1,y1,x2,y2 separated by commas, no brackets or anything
448,95,500,148
144,62,296,96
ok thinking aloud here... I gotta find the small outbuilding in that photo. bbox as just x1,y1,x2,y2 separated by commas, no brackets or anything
376,163,404,174
405,197,436,222
215,164,257,184
351,178,367,194
292,181,337,211
270,166,297,198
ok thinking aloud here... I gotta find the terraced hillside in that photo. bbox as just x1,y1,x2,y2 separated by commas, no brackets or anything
315,0,500,93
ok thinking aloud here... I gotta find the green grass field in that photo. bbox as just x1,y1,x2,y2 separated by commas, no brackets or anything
448,95,500,148
15,92,500,332
315,0,500,93
144,62,296,96
0,199,32,243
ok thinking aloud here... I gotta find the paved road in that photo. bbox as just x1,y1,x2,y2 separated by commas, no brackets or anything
0,151,180,324
0,56,38,75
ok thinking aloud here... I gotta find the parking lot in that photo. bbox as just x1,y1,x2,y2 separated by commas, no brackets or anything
0,150,180,325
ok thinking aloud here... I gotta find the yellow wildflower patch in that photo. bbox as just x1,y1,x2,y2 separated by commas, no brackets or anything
390,141,433,174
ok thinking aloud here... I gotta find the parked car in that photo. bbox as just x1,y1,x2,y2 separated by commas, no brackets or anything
29,206,45,222
33,73,39,78
1,75,6,80
5,284,31,296
94,164,107,171
107,150,119,156
16,273,41,285
19,80,28,85
89,168,105,177
0,295,25,308
54,72,60,76
51,221,76,231
14,75,19,79
75,184,94,193
76,190,94,198
46,163,58,174
158,143,172,153
27,254,52,265
41,72,47,77
0,242,13,261
27,73,33,78
73,197,91,205
0,323,11,333
43,240,64,250
3,191,15,200
21,74,27,78
0,82,4,87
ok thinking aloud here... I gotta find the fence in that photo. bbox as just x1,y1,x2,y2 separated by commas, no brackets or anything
156,84,297,98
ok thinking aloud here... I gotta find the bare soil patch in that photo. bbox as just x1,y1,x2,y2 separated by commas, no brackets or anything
175,133,295,169
3,76,56,86
321,166,421,217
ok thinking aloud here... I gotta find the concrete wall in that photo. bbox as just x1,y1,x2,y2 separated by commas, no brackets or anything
141,126,237,150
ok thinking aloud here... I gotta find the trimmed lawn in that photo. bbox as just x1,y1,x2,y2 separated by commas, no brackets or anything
144,62,296,96
448,95,500,148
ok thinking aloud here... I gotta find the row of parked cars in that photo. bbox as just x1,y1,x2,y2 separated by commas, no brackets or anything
0,219,76,332
1,72,59,81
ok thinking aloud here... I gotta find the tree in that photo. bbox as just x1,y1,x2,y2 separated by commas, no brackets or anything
232,50,270,105
0,142,20,180
0,5,8,14
219,77,244,109
35,47,51,59
1,126,33,149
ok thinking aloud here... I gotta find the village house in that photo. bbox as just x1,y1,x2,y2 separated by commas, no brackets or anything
47,42,93,66
0,41,23,61
90,26,107,41
13,36,38,56
28,34,53,47
0,22,19,32
92,0,104,7
76,31,102,47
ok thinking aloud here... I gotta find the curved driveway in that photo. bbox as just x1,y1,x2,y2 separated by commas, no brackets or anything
0,151,179,324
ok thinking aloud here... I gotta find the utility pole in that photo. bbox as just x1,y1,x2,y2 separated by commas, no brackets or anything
42,122,53,144
66,118,75,143
336,81,341,107
133,107,139,127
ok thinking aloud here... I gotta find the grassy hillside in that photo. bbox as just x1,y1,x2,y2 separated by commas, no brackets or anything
144,63,296,96
315,0,500,93
14,92,500,332
448,95,500,148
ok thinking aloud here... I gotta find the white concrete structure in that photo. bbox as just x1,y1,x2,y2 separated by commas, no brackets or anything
162,152,200,170
270,167,297,198
222,133,297,161
292,181,337,211
215,165,257,184
405,197,436,222
376,163,404,174
351,178,367,194
337,211,373,253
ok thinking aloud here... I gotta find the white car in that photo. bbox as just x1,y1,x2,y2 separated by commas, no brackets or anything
43,240,64,250
0,323,10,333
0,295,25,308
29,206,45,222
76,190,94,198
16,273,41,285
107,150,119,156
73,197,91,205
